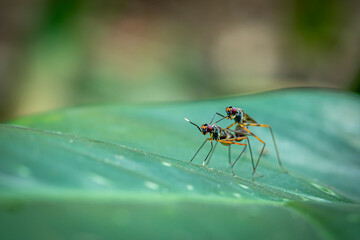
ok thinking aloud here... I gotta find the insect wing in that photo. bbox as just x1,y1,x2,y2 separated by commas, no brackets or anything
244,112,257,123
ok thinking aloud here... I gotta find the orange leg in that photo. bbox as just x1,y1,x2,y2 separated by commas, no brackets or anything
242,123,287,173
217,139,246,146
226,122,237,129
226,136,247,141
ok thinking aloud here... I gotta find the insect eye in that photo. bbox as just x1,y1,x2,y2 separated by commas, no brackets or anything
207,125,213,131
232,108,237,114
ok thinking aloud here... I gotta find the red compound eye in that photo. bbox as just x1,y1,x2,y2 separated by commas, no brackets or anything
232,108,237,114
207,125,213,131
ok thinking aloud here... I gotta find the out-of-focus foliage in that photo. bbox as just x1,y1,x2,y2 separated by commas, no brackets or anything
1,89,360,239
0,0,359,121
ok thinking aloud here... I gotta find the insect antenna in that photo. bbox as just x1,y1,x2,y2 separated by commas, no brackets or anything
184,118,201,132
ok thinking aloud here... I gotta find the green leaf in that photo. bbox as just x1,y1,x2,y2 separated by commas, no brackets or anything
1,89,360,239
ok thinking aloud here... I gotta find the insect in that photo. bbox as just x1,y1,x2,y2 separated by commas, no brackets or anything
216,106,287,173
184,114,259,180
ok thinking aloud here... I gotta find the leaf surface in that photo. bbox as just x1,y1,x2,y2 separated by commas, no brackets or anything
1,89,360,239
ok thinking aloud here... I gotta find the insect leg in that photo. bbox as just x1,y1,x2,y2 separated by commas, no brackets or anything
246,137,263,178
189,138,209,163
231,143,247,176
205,141,218,166
234,124,266,179
217,139,247,175
216,112,227,118
218,139,247,176
228,144,231,166
217,140,246,146
202,140,214,166
226,122,237,129
246,137,255,171
223,136,263,179
243,123,287,173
214,113,227,124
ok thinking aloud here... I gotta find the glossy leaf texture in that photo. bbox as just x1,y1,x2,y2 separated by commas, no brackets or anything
1,89,360,239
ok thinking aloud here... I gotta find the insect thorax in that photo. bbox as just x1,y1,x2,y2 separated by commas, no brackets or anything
211,125,221,140
234,111,244,123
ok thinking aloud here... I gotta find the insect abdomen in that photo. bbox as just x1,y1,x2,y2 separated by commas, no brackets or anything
235,125,247,138
219,131,235,140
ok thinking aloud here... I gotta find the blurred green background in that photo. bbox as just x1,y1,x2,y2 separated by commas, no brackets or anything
0,0,359,121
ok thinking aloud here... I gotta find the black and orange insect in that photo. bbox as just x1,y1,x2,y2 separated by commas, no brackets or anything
216,106,287,173
184,114,260,179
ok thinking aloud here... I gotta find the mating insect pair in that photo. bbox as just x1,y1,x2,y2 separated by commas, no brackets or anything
185,106,287,181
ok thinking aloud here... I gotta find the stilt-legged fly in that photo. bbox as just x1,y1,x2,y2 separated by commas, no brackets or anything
216,106,287,174
185,114,260,180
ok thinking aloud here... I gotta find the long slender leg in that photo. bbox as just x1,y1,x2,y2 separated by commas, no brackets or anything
220,136,246,169
231,124,265,177
217,140,247,175
246,138,255,171
206,137,244,167
226,136,263,178
202,140,214,166
217,140,246,146
228,144,232,166
243,123,287,173
216,112,227,118
247,137,263,178
224,139,260,181
218,134,262,173
231,144,247,176
189,138,209,163
226,122,236,129
205,141,218,166
222,131,265,178
217,139,255,180
215,113,227,124
224,136,247,141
